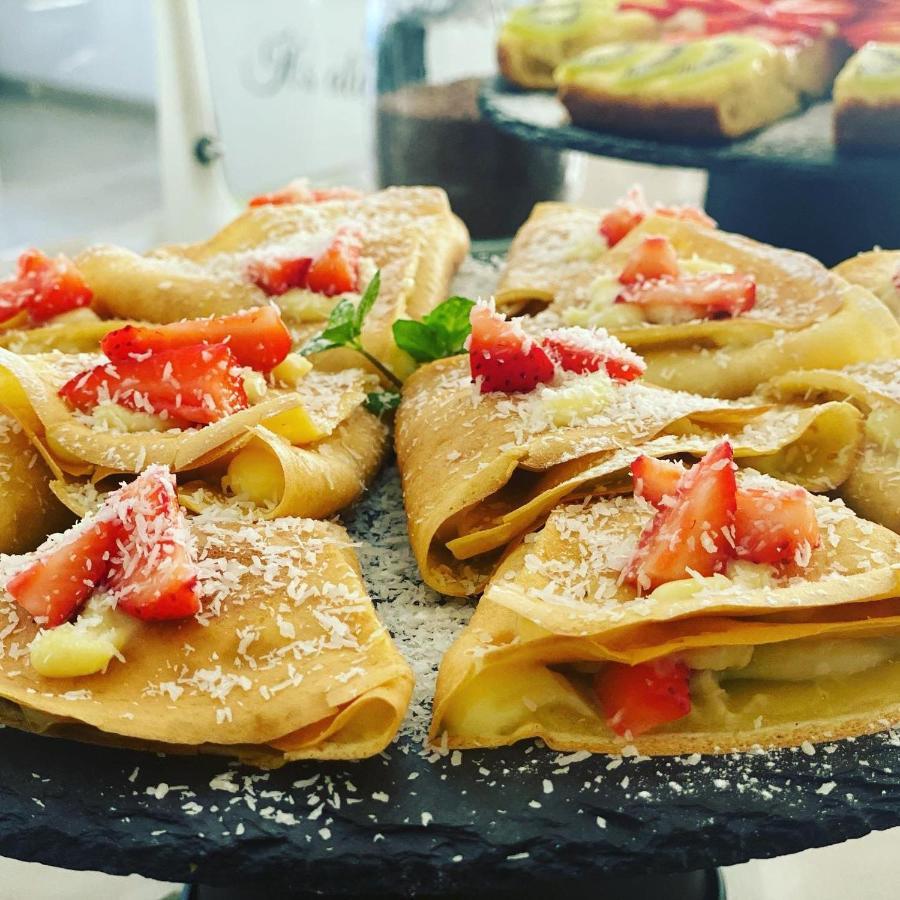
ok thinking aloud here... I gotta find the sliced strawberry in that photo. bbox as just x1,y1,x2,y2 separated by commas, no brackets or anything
655,204,717,229
619,236,681,285
735,485,820,565
599,202,645,248
616,272,756,321
306,227,362,296
6,518,119,627
0,249,93,324
594,657,692,737
248,181,362,207
622,440,737,593
58,343,248,427
541,326,646,382
101,306,292,373
105,467,200,621
631,455,685,507
248,256,312,297
469,303,555,394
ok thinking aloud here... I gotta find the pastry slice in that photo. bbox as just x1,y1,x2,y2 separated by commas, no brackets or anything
0,307,387,520
507,206,900,397
555,35,800,141
431,448,900,755
834,42,900,151
75,185,470,378
396,306,863,596
498,0,659,90
0,466,412,766
762,361,900,533
833,249,900,319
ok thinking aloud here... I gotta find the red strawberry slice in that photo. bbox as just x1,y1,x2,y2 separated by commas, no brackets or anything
735,485,820,565
306,227,362,296
616,272,756,321
631,454,685,506
619,235,681,285
594,657,692,737
248,181,362,207
655,204,717,229
248,256,313,297
101,306,292,373
58,343,249,427
541,327,646,382
622,440,737,593
469,304,555,394
0,249,93,324
599,201,646,248
5,518,119,627
105,467,200,621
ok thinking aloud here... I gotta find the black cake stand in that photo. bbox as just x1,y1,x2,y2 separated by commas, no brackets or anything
479,77,900,267
1,467,900,897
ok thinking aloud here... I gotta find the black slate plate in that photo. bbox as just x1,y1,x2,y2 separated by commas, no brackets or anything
1,466,900,893
478,77,900,179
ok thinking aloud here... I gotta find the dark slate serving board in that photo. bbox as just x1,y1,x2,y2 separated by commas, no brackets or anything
478,77,900,178
0,466,899,893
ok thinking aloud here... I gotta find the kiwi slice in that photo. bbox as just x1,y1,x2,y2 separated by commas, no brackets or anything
506,0,614,38
856,45,900,81
558,41,655,78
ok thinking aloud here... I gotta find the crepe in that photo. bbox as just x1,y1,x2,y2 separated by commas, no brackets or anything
0,308,129,354
499,206,900,397
0,348,387,520
0,510,413,765
833,249,900,320
761,361,900,534
430,470,900,755
75,187,469,378
0,413,73,555
396,356,863,596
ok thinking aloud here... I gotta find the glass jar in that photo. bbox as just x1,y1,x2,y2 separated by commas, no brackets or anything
373,0,570,243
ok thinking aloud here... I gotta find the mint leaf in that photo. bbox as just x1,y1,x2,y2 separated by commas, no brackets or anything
354,271,381,331
392,295,475,363
364,389,400,415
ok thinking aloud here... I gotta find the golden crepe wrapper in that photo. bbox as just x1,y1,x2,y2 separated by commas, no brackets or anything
0,308,131,354
0,514,413,766
396,356,862,596
499,206,900,397
0,349,387,520
833,249,900,320
430,473,900,755
761,361,900,533
75,187,469,378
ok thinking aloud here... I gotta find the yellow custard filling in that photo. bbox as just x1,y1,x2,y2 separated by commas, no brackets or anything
835,43,900,103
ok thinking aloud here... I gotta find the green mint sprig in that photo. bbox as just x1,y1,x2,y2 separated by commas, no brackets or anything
392,296,475,363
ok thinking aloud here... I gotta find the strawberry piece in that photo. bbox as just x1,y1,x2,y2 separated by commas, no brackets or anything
469,303,555,394
655,204,717,229
541,327,646,382
106,467,200,621
0,249,93,324
616,272,757,320
248,256,312,297
594,657,692,737
622,440,737,593
248,181,362,207
5,518,119,627
631,455,685,507
618,236,681,285
101,306,292,373
306,228,362,296
735,485,820,565
58,343,248,427
599,189,716,248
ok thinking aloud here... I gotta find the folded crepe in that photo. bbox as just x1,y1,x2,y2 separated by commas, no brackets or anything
430,470,900,755
833,249,900,320
0,348,387,520
761,361,900,534
0,308,129,354
499,204,900,397
0,413,73,555
0,506,413,766
396,356,862,596
75,186,470,377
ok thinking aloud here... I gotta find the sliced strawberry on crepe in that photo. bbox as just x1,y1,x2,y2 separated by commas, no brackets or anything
306,227,363,296
5,518,119,627
599,188,716,248
248,180,362,207
618,235,681,284
764,0,857,35
0,249,93,324
59,343,249,427
101,306,292,373
594,657,692,737
632,454,820,566
541,326,646,382
106,467,200,621
248,256,313,297
468,303,555,394
622,440,737,593
616,272,757,322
